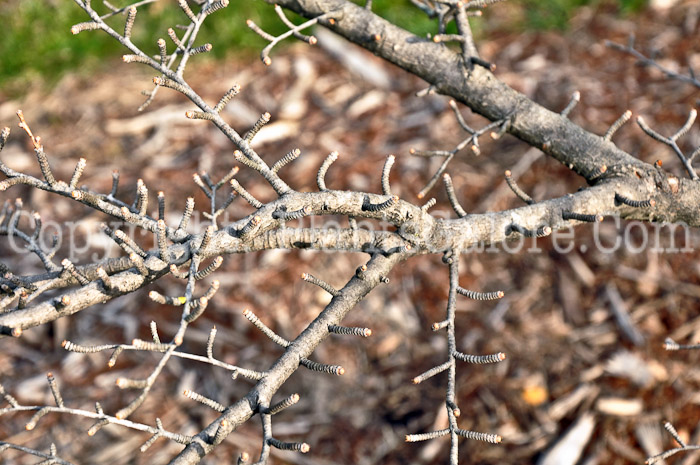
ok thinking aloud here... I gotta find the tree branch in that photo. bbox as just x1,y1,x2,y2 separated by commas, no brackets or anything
268,0,700,226
169,251,401,464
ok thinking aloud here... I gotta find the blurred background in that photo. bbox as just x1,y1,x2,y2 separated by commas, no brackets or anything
1,0,700,464
0,0,650,96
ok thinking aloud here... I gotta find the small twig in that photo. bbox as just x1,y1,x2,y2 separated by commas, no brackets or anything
381,154,395,196
636,113,699,180
317,151,339,191
504,170,533,205
442,174,467,217
604,110,632,141
560,91,580,118
607,37,700,90
248,11,329,65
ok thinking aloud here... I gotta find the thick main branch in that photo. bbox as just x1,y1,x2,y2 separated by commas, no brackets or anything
267,0,700,226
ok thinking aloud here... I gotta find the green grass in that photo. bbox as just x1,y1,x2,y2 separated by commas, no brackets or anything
0,0,285,95
520,0,647,30
0,2,116,93
0,0,647,95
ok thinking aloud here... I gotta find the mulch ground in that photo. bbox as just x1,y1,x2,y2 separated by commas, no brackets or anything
2,2,700,464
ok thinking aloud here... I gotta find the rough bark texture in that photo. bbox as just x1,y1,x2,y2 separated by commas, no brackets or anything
268,0,700,226
3,2,699,464
170,252,401,463
165,2,700,463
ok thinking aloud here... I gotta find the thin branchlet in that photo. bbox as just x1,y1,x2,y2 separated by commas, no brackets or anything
562,210,604,222
230,180,263,209
194,257,223,280
301,273,339,296
273,206,311,221
183,297,209,323
456,287,504,300
328,325,372,337
560,91,580,117
242,308,290,347
268,393,300,415
248,10,327,65
186,110,214,121
178,197,195,232
177,0,197,22
46,372,65,408
203,1,230,18
193,173,212,198
443,174,467,217
168,27,184,50
71,21,102,34
215,84,241,112
300,359,344,376
153,76,188,94
123,53,152,65
504,170,533,205
216,166,240,189
267,438,310,453
455,429,502,443
452,351,506,364
637,115,699,180
183,389,225,412
132,338,170,352
406,429,450,442
245,112,271,143
604,110,632,141
362,194,398,212
124,6,137,39
408,255,503,459
190,43,213,55
61,259,90,286
273,4,317,45
382,154,395,195
272,148,301,173
157,191,165,220
156,220,169,262
615,192,655,208
198,226,215,253
421,197,437,212
233,150,261,170
412,360,451,384
69,158,87,189
109,170,120,197
237,215,261,240
157,38,167,64
664,337,700,351
317,151,338,191
110,226,148,257
607,36,700,89
206,326,216,359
